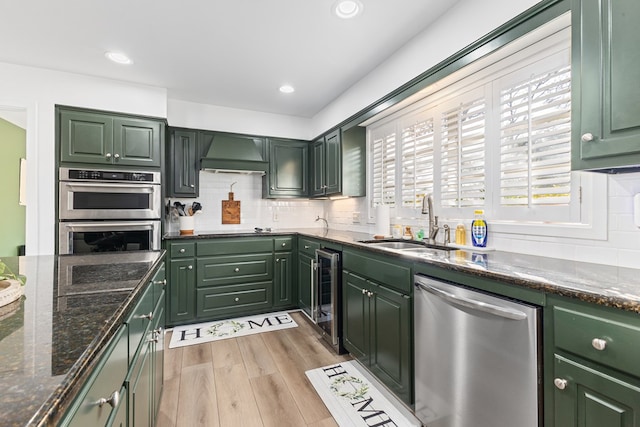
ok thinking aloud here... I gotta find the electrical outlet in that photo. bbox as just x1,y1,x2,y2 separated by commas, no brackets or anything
272,210,279,222
352,211,361,223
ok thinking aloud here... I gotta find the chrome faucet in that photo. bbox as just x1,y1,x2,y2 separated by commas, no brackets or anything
421,194,439,244
315,215,328,230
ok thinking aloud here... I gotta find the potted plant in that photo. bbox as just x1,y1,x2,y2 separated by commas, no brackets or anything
0,259,26,311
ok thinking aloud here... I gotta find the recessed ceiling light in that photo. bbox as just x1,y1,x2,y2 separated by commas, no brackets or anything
333,0,363,19
105,51,133,65
279,85,295,94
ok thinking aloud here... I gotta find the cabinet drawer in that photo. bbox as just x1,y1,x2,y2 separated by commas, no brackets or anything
343,250,411,294
170,242,195,258
554,305,640,378
61,326,128,427
197,238,273,256
275,237,293,252
126,284,155,364
197,254,274,287
298,238,320,257
197,281,272,318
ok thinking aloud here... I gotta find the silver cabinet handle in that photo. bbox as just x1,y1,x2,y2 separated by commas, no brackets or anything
281,242,287,247
97,390,120,408
234,267,240,272
190,184,195,188
148,336,159,344
105,152,112,159
304,245,310,249
271,186,275,190
114,153,120,160
153,279,166,286
179,248,186,253
276,258,280,262
554,378,568,390
136,311,153,320
581,133,594,143
367,291,373,298
235,297,240,302
361,288,367,295
187,265,193,270
591,338,607,351
153,327,163,336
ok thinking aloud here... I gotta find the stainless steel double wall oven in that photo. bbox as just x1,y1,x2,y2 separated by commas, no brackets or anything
58,167,162,254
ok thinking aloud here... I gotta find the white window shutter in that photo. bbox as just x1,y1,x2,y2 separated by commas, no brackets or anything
401,118,435,209
371,128,397,206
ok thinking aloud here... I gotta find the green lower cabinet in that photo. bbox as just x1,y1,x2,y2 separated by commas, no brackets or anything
342,270,412,406
298,252,313,317
168,258,196,324
554,355,640,426
274,252,293,307
197,281,273,318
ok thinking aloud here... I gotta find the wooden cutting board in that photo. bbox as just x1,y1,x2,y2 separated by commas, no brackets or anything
222,192,240,224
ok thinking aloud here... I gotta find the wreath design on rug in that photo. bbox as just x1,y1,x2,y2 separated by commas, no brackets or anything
330,375,370,401
206,320,246,337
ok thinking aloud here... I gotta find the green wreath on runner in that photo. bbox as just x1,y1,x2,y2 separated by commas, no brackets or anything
329,375,370,400
206,320,246,337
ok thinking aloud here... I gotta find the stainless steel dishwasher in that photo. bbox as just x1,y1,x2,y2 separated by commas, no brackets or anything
414,274,541,427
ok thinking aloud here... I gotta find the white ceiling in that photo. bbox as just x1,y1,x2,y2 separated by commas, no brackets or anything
0,0,460,118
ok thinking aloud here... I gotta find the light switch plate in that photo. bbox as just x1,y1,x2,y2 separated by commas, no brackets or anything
352,211,361,223
634,194,640,227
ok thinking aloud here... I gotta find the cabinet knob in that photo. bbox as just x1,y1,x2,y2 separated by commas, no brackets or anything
367,291,373,298
591,338,607,351
97,390,120,408
281,242,286,247
114,153,120,160
304,245,310,249
105,152,112,159
188,265,193,270
581,133,594,143
554,378,568,390
361,288,367,295
147,336,159,344
271,186,275,190
235,297,240,302
190,184,195,188
234,267,240,272
153,279,166,286
276,258,280,262
136,311,153,321
179,248,186,253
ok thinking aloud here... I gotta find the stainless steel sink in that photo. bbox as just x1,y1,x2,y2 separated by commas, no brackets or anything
359,239,455,251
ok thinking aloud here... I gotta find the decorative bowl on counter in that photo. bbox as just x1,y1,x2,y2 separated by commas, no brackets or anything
0,279,24,320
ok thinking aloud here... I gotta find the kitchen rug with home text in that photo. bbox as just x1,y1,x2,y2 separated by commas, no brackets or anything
168,311,298,348
306,361,421,427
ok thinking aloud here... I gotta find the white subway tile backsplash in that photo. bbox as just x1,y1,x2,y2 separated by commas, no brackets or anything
618,249,640,269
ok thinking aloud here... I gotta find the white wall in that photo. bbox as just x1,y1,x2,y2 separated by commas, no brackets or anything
168,99,312,140
0,61,167,255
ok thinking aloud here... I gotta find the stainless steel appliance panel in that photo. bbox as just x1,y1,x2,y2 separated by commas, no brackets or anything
59,220,161,254
313,248,344,353
414,274,540,427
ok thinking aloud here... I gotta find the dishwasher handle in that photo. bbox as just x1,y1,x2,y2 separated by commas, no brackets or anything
416,281,527,321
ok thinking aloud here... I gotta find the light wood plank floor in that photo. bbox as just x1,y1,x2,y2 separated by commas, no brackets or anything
156,311,352,427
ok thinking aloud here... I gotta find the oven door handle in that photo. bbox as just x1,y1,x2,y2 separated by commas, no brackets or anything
62,182,158,192
62,221,157,231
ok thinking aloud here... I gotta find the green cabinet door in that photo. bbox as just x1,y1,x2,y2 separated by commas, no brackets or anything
59,110,114,164
342,271,369,362
311,139,326,197
168,129,198,197
572,0,640,170
324,130,341,195
168,258,196,324
152,294,165,424
369,281,412,405
130,340,153,427
298,252,313,316
265,139,309,198
274,252,293,307
113,117,162,167
554,355,640,426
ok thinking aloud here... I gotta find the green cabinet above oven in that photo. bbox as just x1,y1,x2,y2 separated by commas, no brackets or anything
57,106,164,168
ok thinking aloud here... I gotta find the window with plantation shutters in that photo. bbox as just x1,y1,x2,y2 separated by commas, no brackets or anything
401,117,435,209
371,125,397,206
367,21,588,229
499,64,571,207
440,96,486,208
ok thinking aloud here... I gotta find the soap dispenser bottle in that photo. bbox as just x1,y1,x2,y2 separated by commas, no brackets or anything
471,210,488,247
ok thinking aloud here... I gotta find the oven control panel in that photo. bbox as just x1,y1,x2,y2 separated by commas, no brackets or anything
61,167,160,184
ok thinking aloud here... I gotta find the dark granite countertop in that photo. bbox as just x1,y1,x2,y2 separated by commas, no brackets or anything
165,228,640,314
0,250,164,427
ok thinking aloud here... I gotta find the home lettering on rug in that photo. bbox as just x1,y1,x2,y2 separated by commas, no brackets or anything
322,365,399,427
248,314,294,329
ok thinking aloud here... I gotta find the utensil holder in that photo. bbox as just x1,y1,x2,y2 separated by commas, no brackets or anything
179,216,195,235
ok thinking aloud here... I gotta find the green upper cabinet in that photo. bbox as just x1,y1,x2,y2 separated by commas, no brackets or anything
311,126,366,198
263,138,309,198
572,0,640,171
167,129,198,197
58,107,163,168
